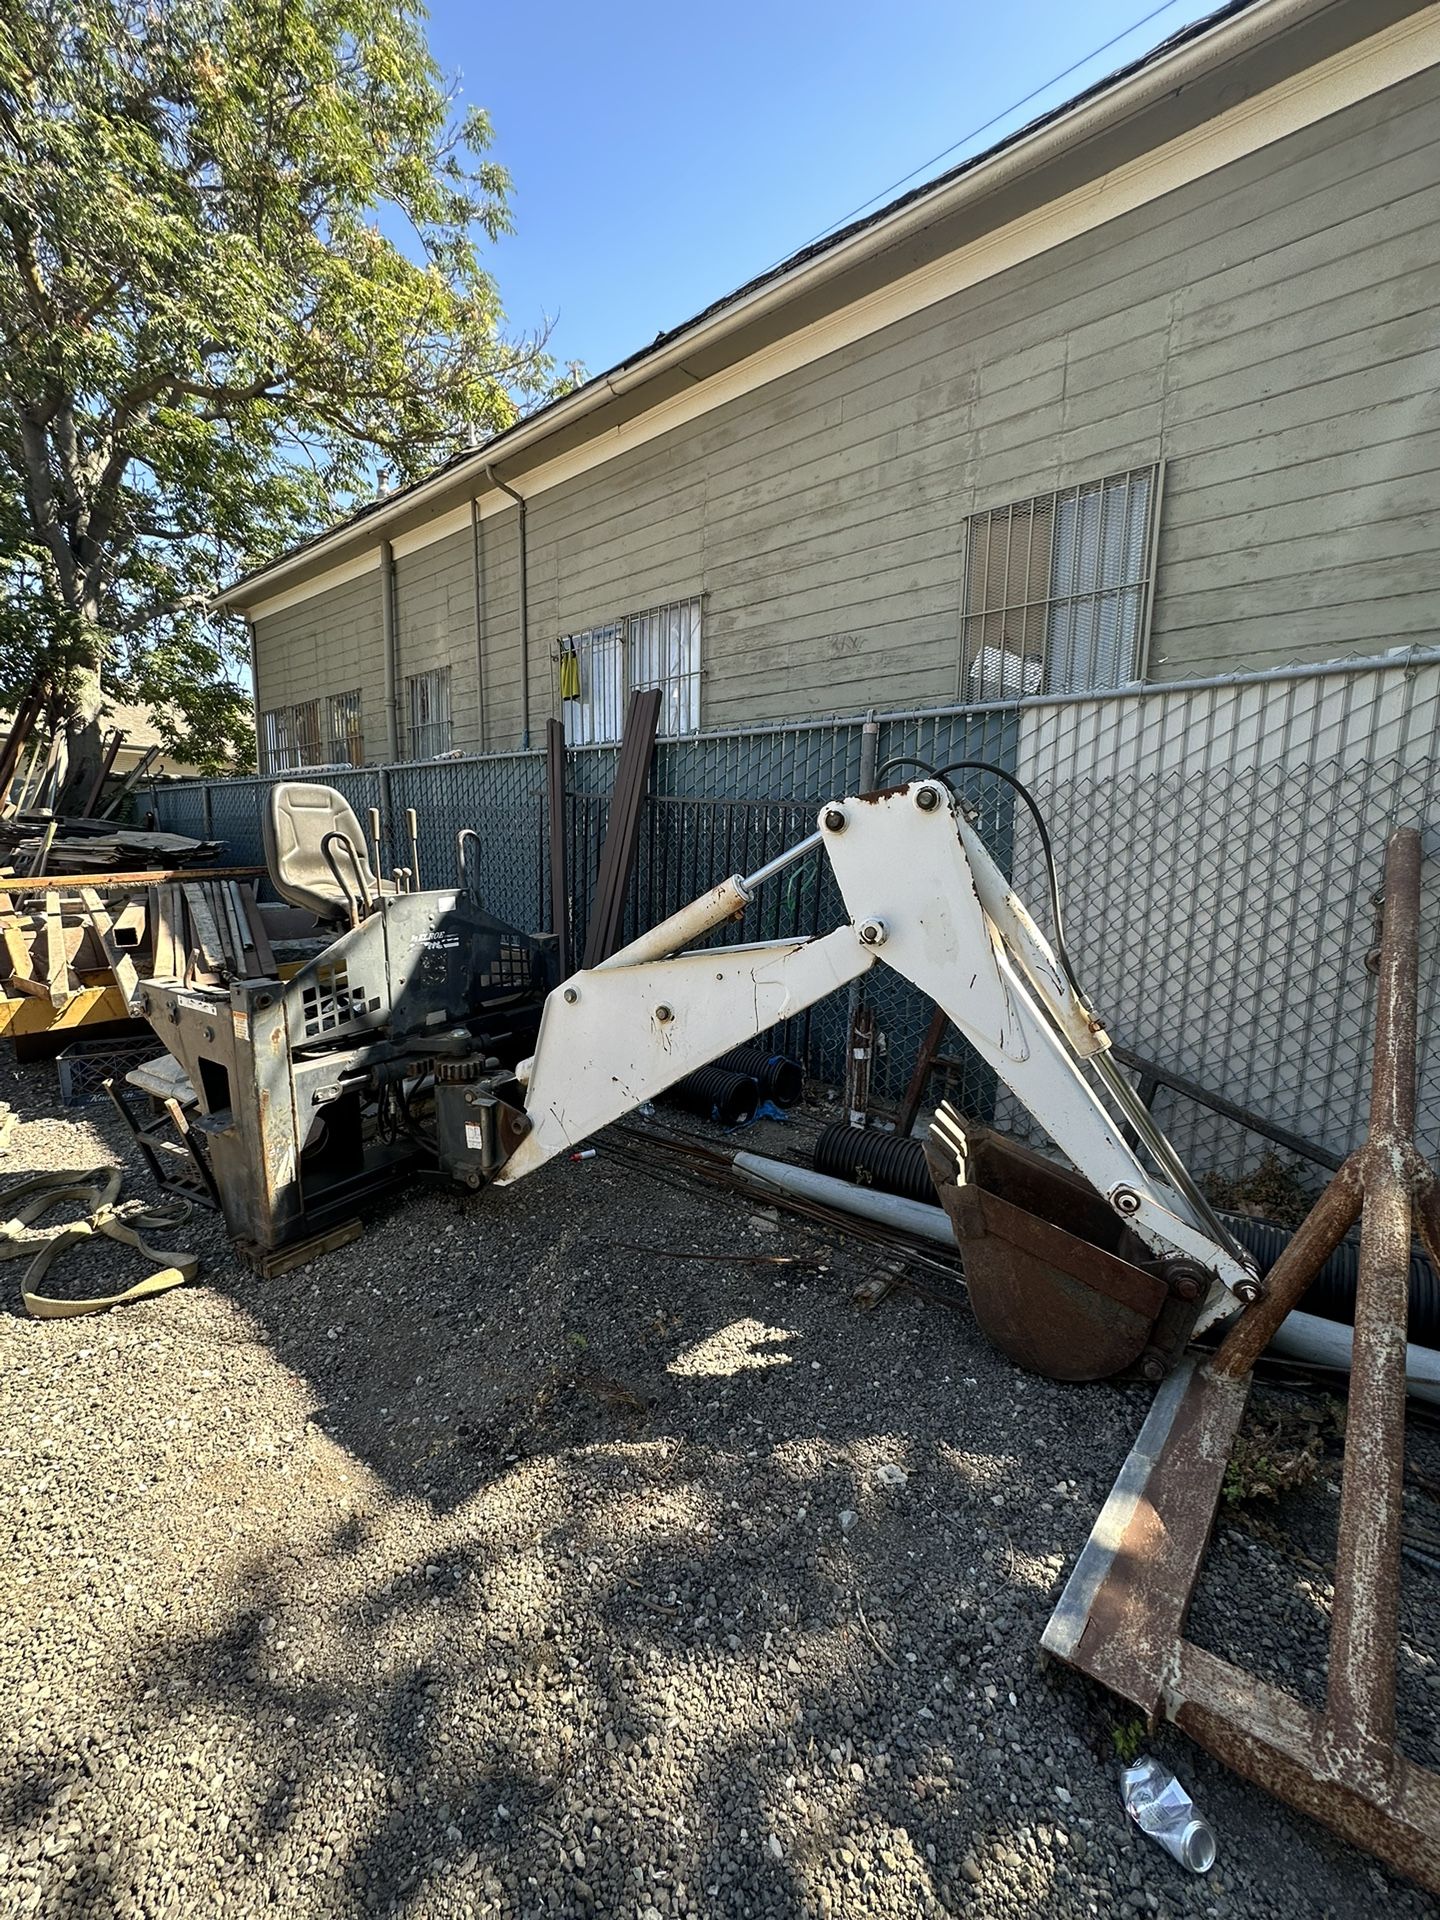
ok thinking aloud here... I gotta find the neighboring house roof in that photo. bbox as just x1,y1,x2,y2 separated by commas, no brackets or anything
216,0,1422,613
101,702,200,779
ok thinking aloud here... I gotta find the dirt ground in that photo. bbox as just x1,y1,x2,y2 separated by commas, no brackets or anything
1,1060,1437,1920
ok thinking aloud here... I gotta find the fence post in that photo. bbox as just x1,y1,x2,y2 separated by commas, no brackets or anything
202,784,214,841
378,765,393,880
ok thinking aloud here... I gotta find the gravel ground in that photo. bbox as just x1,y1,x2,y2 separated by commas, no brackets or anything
2,1057,1438,1920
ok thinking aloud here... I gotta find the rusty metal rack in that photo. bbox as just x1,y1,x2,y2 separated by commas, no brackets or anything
1043,827,1440,1895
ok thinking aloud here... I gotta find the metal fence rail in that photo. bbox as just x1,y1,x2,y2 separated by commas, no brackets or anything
150,649,1440,1180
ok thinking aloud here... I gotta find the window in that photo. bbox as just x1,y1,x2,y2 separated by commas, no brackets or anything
327,690,364,766
960,466,1159,702
260,691,364,773
559,596,701,746
261,699,321,773
407,667,452,759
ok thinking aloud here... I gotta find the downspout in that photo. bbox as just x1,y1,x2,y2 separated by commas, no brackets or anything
380,538,399,760
244,617,260,771
485,467,530,749
470,497,487,752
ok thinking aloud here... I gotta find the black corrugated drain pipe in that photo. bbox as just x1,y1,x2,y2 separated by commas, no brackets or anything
710,1047,803,1108
663,1067,761,1128
814,1123,935,1206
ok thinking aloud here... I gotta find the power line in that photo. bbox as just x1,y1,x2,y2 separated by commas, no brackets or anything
777,0,1196,264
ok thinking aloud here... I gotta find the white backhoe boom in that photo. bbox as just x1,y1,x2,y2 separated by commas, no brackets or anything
498,780,1255,1323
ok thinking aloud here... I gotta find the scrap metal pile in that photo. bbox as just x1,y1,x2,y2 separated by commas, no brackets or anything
0,816,223,877
0,685,231,1036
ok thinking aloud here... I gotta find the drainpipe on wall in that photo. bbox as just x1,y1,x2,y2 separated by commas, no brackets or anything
380,538,399,761
485,466,530,749
244,616,259,771
470,497,487,752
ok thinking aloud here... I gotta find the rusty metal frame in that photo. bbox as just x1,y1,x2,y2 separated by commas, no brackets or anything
1043,828,1440,1895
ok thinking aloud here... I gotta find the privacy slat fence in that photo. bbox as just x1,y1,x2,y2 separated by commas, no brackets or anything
151,650,1440,1182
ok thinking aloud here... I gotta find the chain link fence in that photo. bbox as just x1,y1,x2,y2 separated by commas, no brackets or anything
150,649,1440,1183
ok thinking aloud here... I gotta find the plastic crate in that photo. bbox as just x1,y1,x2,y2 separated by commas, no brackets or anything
55,1035,161,1109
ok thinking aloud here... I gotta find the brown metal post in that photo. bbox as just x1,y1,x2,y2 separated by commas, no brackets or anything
546,717,570,977
1209,1153,1362,1378
897,1002,949,1138
1326,827,1420,1756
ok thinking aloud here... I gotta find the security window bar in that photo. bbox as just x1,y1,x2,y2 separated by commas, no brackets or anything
260,691,364,772
261,699,322,774
327,689,364,766
407,668,452,759
960,466,1159,702
560,596,702,746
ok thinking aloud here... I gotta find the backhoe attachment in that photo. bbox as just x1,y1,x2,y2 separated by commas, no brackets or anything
501,779,1256,1375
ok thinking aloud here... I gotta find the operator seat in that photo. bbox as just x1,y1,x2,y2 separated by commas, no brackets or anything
263,781,391,921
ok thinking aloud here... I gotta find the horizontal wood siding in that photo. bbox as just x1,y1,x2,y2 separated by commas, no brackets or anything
252,570,383,757
395,530,478,751
253,63,1440,753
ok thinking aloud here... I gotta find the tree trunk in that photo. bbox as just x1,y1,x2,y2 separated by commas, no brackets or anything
55,652,105,815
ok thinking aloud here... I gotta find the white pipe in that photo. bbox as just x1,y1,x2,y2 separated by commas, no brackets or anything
733,1152,955,1246
1265,1307,1440,1409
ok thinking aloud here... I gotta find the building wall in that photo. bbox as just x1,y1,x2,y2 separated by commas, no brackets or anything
252,566,384,757
251,62,1440,760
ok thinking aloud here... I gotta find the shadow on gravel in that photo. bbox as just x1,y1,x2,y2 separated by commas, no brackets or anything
6,1090,1436,1919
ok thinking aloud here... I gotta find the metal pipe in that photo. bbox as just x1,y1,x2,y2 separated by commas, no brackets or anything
406,808,421,890
1327,827,1422,1754
733,1152,955,1247
741,831,822,892
845,715,881,1124
1210,1154,1364,1380
470,496,487,751
380,539,399,761
456,827,482,895
1262,1309,1440,1409
485,467,529,748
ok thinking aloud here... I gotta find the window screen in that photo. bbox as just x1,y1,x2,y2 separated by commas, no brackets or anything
960,467,1159,702
560,596,702,745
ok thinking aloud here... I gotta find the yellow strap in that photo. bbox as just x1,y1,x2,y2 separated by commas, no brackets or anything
24,1260,194,1320
3,1168,198,1319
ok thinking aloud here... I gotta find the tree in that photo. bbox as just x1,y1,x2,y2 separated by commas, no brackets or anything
0,0,562,780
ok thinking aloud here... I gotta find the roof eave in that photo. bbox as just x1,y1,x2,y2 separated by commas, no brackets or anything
214,0,1336,614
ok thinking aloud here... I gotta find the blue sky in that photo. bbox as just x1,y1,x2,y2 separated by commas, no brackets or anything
422,0,1217,382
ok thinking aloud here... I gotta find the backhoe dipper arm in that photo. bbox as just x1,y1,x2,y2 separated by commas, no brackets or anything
497,781,1255,1316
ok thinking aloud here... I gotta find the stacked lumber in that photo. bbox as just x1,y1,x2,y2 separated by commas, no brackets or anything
0,874,274,1018
150,878,275,986
0,815,223,878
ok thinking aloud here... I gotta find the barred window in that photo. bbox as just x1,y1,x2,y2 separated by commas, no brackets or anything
407,667,452,759
559,596,701,746
261,699,321,773
960,467,1159,702
260,691,363,773
327,689,364,766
